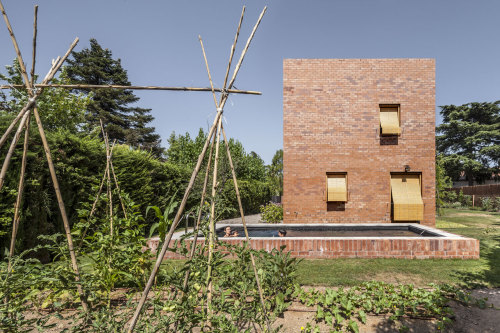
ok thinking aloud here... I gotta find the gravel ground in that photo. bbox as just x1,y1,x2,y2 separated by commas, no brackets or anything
219,213,265,224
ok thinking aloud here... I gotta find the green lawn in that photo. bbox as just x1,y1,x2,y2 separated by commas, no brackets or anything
296,208,500,287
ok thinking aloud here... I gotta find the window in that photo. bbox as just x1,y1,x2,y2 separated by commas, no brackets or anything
326,173,347,202
390,173,424,221
379,105,400,135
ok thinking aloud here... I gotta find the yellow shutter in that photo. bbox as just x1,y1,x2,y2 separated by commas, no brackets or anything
380,106,400,135
390,174,424,221
327,174,347,202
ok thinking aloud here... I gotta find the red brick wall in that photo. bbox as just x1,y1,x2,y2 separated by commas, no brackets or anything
283,59,436,226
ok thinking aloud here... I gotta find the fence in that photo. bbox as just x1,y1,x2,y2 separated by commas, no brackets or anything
446,184,500,207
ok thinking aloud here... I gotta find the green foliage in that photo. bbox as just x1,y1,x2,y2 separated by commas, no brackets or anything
219,179,273,219
294,281,482,333
153,240,299,332
260,202,283,223
267,149,283,196
480,197,494,211
436,154,453,215
65,38,162,156
437,101,500,185
74,195,152,305
0,60,90,132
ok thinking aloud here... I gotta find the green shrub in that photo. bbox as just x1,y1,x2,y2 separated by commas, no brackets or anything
442,190,457,203
449,202,462,209
260,202,283,223
462,195,473,208
481,197,494,211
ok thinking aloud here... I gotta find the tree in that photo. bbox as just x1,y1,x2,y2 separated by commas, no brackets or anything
65,39,162,156
436,102,500,186
0,60,89,132
267,149,283,196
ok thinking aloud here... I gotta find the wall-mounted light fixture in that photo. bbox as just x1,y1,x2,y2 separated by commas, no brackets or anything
404,165,411,172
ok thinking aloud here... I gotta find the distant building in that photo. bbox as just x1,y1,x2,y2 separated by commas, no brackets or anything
283,59,436,227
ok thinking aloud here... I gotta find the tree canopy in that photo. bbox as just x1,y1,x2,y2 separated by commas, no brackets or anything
436,101,500,185
65,38,162,156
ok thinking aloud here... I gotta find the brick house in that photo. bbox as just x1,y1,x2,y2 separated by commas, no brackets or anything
283,59,436,227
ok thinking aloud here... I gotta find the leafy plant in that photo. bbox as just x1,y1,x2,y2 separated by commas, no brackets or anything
260,202,283,223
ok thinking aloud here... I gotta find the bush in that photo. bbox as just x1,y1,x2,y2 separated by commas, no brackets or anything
481,197,494,211
217,180,273,220
462,195,473,208
449,202,462,209
442,190,457,203
260,202,283,223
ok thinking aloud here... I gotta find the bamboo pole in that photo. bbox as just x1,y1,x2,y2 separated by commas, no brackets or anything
0,111,30,191
221,124,269,326
225,7,266,101
0,0,31,91
199,30,269,328
205,114,222,316
199,36,218,110
181,129,216,291
222,6,245,93
0,3,87,306
30,5,37,85
77,141,117,252
100,121,113,236
0,84,261,95
7,115,29,272
109,158,127,219
127,109,223,332
127,8,266,331
0,99,36,149
32,105,88,311
7,5,37,272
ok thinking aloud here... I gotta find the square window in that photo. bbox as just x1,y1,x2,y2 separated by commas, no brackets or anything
390,173,424,221
326,173,347,202
380,105,400,135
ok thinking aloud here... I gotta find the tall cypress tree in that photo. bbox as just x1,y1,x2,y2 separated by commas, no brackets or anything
65,39,162,156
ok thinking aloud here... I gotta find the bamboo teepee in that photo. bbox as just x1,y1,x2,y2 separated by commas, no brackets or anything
0,1,268,330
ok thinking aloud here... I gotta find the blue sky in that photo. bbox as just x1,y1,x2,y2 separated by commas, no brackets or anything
1,0,499,163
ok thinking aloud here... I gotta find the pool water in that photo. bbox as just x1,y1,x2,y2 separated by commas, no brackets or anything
216,225,439,238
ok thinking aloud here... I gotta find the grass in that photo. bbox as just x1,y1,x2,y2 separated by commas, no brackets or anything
295,208,500,287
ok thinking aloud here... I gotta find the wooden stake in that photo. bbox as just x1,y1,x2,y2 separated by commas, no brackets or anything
77,141,117,252
0,84,261,95
199,36,218,110
181,129,216,291
7,5,37,272
110,159,127,219
127,109,223,332
0,111,30,191
100,121,113,237
199,27,269,328
205,114,223,316
222,6,245,92
222,124,269,327
7,115,29,272
0,2,86,306
31,105,88,311
0,0,31,90
225,7,267,101
30,5,37,86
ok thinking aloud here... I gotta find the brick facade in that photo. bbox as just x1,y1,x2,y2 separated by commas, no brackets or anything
283,59,436,226
154,237,479,260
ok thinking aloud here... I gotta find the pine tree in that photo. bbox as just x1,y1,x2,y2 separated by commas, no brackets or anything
65,39,162,156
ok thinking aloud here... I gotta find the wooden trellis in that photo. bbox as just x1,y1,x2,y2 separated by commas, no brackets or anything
0,1,267,331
